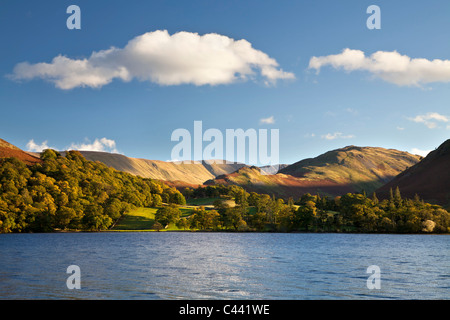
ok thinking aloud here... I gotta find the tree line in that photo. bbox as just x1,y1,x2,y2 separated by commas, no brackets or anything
173,185,450,233
0,150,185,232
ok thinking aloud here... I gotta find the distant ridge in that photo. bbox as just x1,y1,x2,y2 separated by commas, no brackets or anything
0,138,428,201
62,151,247,185
279,145,421,189
376,139,450,207
206,146,421,198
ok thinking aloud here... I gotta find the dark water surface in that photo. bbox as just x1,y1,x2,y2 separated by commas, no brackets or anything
0,232,448,299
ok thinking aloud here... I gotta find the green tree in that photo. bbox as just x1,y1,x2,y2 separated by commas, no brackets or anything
189,207,221,230
176,217,189,230
155,205,181,227
40,149,60,161
295,201,317,231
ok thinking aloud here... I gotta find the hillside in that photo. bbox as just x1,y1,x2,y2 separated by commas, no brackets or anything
279,146,421,191
376,139,450,207
206,146,422,199
260,164,289,175
0,139,42,166
0,138,425,201
62,151,246,185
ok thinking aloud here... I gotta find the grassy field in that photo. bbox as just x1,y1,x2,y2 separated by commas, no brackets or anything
112,207,157,231
112,206,194,231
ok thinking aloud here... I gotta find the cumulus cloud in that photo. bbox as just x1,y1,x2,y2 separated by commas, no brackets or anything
408,112,449,129
321,132,355,140
26,139,53,152
260,116,275,124
26,138,120,153
309,48,450,86
8,30,295,89
68,138,119,153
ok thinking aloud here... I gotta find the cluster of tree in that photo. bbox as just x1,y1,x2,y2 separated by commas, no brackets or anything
175,185,450,233
0,150,185,233
155,204,240,231
182,184,232,199
312,188,450,233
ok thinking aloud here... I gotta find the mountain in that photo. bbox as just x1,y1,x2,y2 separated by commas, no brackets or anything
279,146,421,191
61,151,246,185
206,146,422,199
1,138,425,200
376,139,450,207
205,165,348,198
0,139,42,165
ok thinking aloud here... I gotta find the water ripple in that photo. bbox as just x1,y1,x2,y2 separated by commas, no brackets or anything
0,233,448,299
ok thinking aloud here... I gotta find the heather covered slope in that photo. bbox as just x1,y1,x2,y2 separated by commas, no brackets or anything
0,139,42,166
376,139,450,207
279,146,421,193
206,146,422,199
205,166,356,198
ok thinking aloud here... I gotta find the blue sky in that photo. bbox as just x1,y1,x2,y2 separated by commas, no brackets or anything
1,0,449,165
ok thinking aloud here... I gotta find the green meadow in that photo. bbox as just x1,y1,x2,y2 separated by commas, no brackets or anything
112,206,194,231
111,197,236,231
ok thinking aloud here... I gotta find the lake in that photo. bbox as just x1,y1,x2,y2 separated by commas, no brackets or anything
0,232,448,299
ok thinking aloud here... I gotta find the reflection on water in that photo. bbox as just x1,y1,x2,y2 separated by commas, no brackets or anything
0,232,448,299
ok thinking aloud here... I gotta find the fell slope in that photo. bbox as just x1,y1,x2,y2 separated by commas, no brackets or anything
279,146,421,192
0,139,42,165
206,146,421,198
73,151,246,185
376,139,450,206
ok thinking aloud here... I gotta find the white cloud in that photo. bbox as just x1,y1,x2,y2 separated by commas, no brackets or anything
26,139,53,152
260,116,275,124
68,138,119,153
309,48,450,86
9,30,295,89
408,112,449,129
26,138,120,154
397,127,405,131
321,132,355,140
411,148,432,157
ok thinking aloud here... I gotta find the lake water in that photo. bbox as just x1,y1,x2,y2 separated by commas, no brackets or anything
0,232,448,300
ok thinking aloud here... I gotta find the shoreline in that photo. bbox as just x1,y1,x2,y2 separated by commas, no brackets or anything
2,229,448,235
